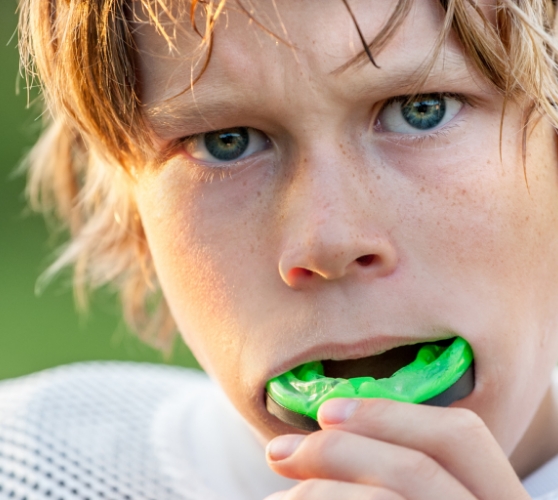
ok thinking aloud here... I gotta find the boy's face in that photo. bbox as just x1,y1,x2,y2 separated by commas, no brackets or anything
133,0,558,453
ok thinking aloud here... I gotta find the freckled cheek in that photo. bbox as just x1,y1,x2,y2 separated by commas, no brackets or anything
405,169,536,281
399,168,558,443
136,170,280,373
392,148,558,365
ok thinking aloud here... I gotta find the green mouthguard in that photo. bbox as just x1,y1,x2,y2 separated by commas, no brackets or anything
266,336,474,425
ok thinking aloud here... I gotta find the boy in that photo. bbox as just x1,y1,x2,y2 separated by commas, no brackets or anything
3,0,558,498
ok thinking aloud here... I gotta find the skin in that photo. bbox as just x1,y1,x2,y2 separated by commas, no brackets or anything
132,0,558,497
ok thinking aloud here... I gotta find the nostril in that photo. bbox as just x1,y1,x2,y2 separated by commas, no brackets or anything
355,254,376,267
289,267,314,279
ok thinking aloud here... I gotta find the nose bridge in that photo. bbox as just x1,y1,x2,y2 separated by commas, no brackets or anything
277,146,398,287
293,156,360,245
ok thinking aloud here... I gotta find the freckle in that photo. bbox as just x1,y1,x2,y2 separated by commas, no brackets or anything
257,191,261,197
376,175,381,180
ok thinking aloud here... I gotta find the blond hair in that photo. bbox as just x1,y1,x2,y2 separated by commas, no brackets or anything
17,0,558,351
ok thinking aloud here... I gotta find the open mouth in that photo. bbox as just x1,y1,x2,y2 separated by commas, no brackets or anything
321,337,455,380
266,337,474,432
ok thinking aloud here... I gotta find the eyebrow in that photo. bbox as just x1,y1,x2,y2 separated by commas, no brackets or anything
335,45,467,84
342,56,467,98
145,83,246,138
145,50,471,139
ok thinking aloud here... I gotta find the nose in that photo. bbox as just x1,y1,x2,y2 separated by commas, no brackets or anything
277,158,398,289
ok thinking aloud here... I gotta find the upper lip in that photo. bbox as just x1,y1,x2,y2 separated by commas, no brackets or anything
266,334,456,382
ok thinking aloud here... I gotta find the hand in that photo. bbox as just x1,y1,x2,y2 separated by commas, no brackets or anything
264,398,531,499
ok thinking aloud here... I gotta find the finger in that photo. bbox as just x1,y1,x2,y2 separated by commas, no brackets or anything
317,398,527,500
267,430,475,500
264,479,407,500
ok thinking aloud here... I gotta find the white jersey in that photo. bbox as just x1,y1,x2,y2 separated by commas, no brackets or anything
0,362,555,499
0,363,295,500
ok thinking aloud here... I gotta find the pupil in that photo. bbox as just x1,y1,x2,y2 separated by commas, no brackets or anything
401,95,446,130
205,127,250,161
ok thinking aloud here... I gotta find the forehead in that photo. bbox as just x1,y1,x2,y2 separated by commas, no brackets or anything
132,0,477,132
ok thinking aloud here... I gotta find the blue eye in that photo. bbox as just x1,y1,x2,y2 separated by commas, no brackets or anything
205,128,249,160
183,127,270,163
401,95,446,130
379,94,463,134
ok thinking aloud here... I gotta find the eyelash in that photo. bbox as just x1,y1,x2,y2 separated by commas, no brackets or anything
182,149,269,185
189,167,236,184
389,121,464,147
382,92,468,109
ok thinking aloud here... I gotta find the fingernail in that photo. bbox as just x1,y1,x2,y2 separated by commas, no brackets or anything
318,398,361,425
267,435,305,461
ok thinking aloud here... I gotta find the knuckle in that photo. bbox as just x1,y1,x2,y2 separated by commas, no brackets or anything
290,480,405,500
290,479,327,498
452,408,487,436
297,430,350,477
399,450,440,481
370,491,406,500
286,480,406,500
306,428,344,456
366,396,395,414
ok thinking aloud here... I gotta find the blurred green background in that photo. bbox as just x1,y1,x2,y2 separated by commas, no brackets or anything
0,1,200,381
